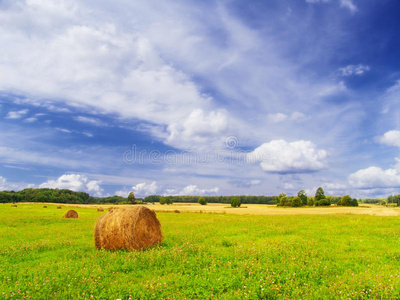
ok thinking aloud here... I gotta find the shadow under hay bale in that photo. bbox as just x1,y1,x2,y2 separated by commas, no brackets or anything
97,208,104,212
94,206,162,251
63,210,78,219
11,204,17,207
174,210,180,213
57,206,62,209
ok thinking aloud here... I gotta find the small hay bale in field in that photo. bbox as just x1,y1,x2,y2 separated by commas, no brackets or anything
11,204,17,207
174,210,180,213
63,210,78,219
57,206,62,209
97,208,104,212
43,206,47,208
94,206,162,251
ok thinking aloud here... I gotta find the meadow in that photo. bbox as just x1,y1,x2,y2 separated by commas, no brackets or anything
1,204,400,299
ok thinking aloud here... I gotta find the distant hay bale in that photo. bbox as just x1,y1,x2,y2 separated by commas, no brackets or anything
57,206,62,209
43,206,47,208
11,204,17,207
63,210,78,219
94,206,162,251
174,210,180,213
97,208,104,212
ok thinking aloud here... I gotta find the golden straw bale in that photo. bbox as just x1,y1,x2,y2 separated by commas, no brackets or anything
97,208,104,212
43,206,47,208
11,204,17,207
94,206,162,251
63,210,78,219
174,210,180,213
57,206,62,209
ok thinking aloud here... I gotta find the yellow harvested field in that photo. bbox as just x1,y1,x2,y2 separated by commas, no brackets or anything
25,202,400,217
149,203,400,216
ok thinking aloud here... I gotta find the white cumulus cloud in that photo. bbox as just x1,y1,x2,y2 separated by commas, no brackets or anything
167,109,229,148
0,176,7,190
247,140,327,174
39,174,104,196
0,1,232,149
348,167,400,189
132,181,158,196
116,182,159,197
378,130,400,148
0,175,34,191
165,185,219,196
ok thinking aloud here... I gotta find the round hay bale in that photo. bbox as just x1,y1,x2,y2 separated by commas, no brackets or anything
97,208,104,212
174,210,180,213
94,206,162,251
57,206,62,209
63,210,78,219
43,206,47,208
11,204,17,207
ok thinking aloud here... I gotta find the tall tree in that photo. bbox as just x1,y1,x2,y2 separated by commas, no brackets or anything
315,187,325,202
297,190,307,206
128,192,136,204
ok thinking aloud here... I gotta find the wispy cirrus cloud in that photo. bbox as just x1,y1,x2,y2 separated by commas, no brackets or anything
74,116,107,127
6,109,29,119
305,0,357,13
339,64,370,76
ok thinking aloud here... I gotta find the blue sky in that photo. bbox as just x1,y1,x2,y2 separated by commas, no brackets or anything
1,0,400,198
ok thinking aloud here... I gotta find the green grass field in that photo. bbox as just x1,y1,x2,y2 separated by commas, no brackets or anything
1,204,400,299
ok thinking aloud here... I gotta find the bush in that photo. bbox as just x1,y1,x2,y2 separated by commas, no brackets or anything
279,196,292,207
337,195,350,206
165,196,173,205
307,197,314,206
231,197,241,208
198,197,207,205
276,193,287,206
159,196,166,205
315,198,331,206
291,196,303,207
338,195,358,206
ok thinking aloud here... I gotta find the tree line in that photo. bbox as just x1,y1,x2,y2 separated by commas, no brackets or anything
276,188,359,207
143,195,276,205
0,188,95,204
0,187,399,206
